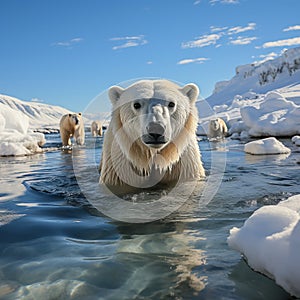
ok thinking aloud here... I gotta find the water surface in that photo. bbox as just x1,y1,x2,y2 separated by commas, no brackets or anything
0,133,299,299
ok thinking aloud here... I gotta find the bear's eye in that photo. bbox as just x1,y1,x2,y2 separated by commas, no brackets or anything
133,102,141,110
168,101,175,108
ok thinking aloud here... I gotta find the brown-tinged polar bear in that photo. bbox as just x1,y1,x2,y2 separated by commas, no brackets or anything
91,120,103,137
208,118,228,140
59,113,85,146
99,79,205,189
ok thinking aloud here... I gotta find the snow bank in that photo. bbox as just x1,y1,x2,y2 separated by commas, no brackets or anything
0,103,29,134
244,137,291,155
0,103,46,156
228,194,300,298
241,91,300,137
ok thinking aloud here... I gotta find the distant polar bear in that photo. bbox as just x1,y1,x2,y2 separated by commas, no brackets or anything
91,120,103,137
59,113,85,146
99,79,205,188
208,118,228,140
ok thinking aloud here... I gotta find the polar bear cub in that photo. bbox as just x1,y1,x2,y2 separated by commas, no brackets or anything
99,79,205,188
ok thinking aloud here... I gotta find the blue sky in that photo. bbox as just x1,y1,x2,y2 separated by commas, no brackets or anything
1,0,300,113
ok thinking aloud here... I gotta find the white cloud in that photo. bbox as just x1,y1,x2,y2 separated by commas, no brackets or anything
177,57,209,65
110,35,147,50
181,34,221,48
146,61,153,65
227,23,256,35
210,0,239,4
112,41,139,50
70,38,83,43
262,37,300,48
229,36,257,45
110,36,144,41
283,25,300,32
210,25,228,33
194,0,201,4
52,37,83,47
182,22,257,50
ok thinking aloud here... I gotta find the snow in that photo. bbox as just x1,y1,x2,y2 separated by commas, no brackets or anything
0,94,70,130
206,47,300,108
241,91,300,137
202,90,300,139
0,103,46,156
244,137,291,155
228,194,300,298
0,102,29,134
198,47,300,139
0,94,72,156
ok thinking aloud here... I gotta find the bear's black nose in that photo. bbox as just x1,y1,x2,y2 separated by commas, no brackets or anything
147,122,165,139
142,122,167,147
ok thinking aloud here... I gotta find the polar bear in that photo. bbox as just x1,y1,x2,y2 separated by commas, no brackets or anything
99,79,205,189
59,113,85,146
208,118,228,140
91,120,103,137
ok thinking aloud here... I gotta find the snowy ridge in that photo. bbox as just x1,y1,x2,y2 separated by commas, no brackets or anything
236,47,300,84
0,94,70,130
207,47,300,107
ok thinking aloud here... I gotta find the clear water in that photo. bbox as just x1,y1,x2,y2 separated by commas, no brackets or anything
0,133,299,300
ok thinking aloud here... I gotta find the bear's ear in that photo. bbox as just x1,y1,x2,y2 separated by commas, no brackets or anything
108,86,125,105
180,83,199,103
68,113,72,117
78,112,82,116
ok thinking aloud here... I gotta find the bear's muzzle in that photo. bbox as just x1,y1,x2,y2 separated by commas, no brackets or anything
142,121,168,148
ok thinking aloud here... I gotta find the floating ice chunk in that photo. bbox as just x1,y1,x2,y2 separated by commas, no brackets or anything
244,137,291,155
228,194,300,298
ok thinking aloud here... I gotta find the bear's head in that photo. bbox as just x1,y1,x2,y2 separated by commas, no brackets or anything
210,119,220,131
68,113,82,127
108,80,199,171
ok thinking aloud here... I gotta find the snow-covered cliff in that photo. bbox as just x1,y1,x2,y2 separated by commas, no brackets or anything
207,47,300,107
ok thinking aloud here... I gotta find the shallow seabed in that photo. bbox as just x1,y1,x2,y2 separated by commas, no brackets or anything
0,133,299,300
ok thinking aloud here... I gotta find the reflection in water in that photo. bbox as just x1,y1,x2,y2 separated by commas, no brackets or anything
244,152,290,164
0,135,299,299
115,221,207,298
